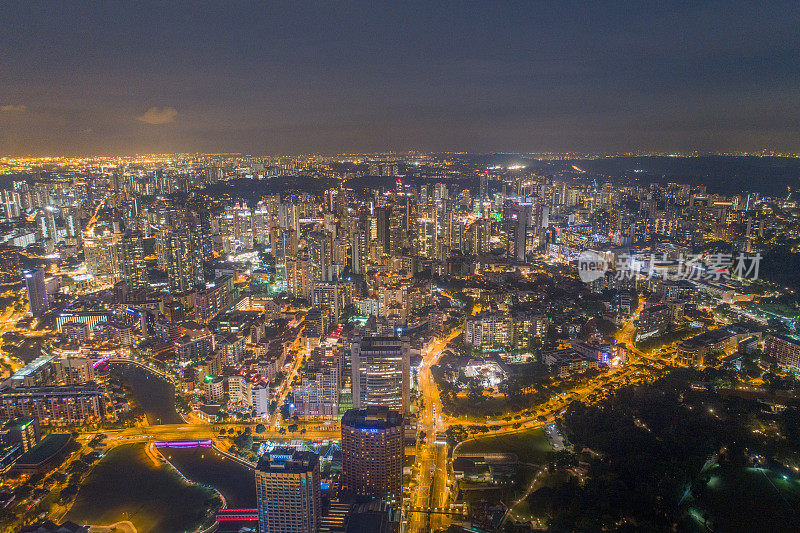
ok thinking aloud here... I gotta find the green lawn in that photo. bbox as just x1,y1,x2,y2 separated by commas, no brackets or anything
457,428,554,465
683,465,800,532
67,444,220,533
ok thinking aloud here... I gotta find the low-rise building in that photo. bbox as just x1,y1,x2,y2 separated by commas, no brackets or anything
677,323,761,366
765,333,800,374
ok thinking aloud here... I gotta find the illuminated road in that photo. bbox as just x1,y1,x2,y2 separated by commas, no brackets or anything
409,327,461,533
269,322,307,429
91,422,340,447
0,289,32,378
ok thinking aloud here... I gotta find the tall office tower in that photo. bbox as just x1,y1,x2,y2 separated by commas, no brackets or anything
509,204,531,262
480,172,489,199
119,230,148,290
167,212,204,294
84,227,120,281
307,230,333,282
341,406,403,500
23,267,48,317
351,335,410,414
286,251,311,299
255,451,321,533
278,202,300,232
388,200,408,255
351,230,365,275
374,207,390,255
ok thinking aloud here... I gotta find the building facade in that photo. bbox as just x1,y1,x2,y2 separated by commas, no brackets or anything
341,407,403,500
255,451,321,533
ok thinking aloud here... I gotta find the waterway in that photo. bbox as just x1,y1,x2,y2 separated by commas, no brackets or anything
111,362,184,425
111,363,256,508
165,446,256,508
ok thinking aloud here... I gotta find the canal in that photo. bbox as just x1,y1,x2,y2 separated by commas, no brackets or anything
164,446,256,508
111,363,256,508
111,362,184,425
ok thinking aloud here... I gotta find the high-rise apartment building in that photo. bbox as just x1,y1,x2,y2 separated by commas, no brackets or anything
294,348,340,420
167,212,204,294
308,230,333,282
341,406,403,500
255,451,321,533
119,230,148,290
351,335,410,414
0,245,20,283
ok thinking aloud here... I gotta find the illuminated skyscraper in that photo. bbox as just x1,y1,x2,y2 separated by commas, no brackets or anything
119,230,148,290
307,230,333,282
23,267,48,317
84,227,120,282
351,230,365,274
351,335,410,414
255,451,321,533
341,406,403,500
167,212,204,294
286,249,311,300
374,207,390,255
0,246,21,284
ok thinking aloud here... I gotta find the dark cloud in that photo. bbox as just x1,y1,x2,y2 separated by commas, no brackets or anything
0,1,798,155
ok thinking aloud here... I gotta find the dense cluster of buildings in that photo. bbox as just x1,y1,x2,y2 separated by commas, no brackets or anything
3,153,800,532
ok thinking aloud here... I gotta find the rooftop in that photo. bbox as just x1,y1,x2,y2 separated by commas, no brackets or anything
10,354,54,379
15,433,72,466
341,406,403,429
256,450,319,473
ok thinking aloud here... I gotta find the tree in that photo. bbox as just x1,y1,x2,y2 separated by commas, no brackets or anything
255,423,266,434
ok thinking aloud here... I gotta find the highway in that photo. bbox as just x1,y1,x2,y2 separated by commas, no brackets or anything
409,327,461,533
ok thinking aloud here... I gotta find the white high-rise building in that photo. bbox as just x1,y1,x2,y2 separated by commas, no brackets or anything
253,382,270,418
351,335,410,415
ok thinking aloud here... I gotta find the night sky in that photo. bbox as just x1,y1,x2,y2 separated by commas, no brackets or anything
1,1,798,156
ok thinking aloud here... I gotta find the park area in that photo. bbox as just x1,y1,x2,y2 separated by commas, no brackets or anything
67,444,220,533
456,428,554,465
454,428,556,522
682,464,800,532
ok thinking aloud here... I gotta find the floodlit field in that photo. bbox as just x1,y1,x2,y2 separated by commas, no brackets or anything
457,428,554,465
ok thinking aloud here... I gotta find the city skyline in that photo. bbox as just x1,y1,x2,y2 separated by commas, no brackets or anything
2,2,800,156
4,2,800,532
